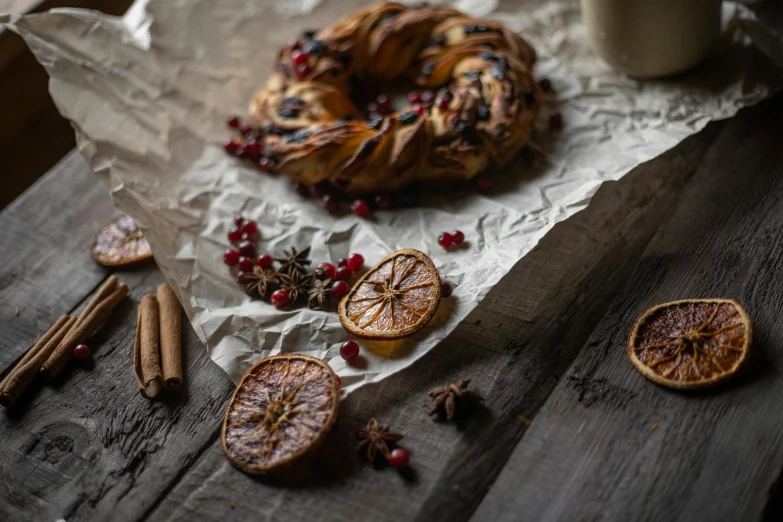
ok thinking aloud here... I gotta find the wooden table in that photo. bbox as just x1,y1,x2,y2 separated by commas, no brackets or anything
2,90,783,521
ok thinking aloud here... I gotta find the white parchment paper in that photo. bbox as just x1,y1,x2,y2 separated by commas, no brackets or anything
2,0,781,393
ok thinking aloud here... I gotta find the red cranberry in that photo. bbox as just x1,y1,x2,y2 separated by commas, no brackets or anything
322,194,340,214
291,50,309,65
436,97,450,111
351,199,370,217
339,340,360,361
440,281,453,297
224,140,239,154
236,271,247,284
234,215,246,227
331,280,349,297
414,104,426,116
296,64,312,79
239,123,253,136
421,90,434,105
242,220,258,237
244,141,262,160
228,227,243,243
338,257,348,268
294,182,310,197
549,110,563,130
258,157,273,172
256,254,273,268
452,230,465,244
311,184,327,198
241,232,255,242
477,177,492,192
376,94,392,113
346,253,364,271
238,241,257,258
315,262,337,280
73,344,91,360
238,256,254,272
408,91,421,104
271,289,290,309
224,249,240,266
227,116,240,128
389,448,410,469
374,194,392,209
539,78,552,92
438,232,454,249
335,266,353,281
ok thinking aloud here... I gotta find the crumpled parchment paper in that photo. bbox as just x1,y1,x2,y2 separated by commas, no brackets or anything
2,0,781,393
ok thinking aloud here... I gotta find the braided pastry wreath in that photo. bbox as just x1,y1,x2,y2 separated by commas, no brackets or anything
248,1,539,195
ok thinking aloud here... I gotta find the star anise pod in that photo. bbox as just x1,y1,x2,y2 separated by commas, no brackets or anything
274,246,311,275
308,277,332,310
243,266,281,298
279,269,313,303
427,378,484,421
356,418,404,462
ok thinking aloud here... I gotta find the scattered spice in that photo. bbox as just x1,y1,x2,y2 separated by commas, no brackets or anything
308,277,332,310
427,378,484,420
274,246,312,275
243,266,281,298
279,270,313,303
356,418,404,463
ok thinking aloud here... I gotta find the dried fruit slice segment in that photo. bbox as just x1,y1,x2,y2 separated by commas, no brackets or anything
221,354,340,474
91,215,153,267
338,249,441,340
627,298,752,389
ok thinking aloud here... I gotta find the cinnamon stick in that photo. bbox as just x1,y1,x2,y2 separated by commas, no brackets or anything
41,282,129,378
0,316,77,407
74,275,119,329
0,315,70,395
157,283,182,390
134,295,162,399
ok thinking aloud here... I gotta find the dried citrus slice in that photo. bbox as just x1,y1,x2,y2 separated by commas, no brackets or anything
627,299,752,389
338,249,441,340
90,215,152,267
221,354,340,474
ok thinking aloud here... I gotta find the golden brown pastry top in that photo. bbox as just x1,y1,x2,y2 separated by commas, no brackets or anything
248,1,539,195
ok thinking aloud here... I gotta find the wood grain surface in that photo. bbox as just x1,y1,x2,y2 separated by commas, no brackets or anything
0,95,781,521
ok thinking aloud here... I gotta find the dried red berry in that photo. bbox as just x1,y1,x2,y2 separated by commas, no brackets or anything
374,194,392,210
296,63,312,79
335,266,352,281
224,140,239,154
291,50,309,65
339,340,360,361
452,230,465,244
477,177,492,192
338,258,348,268
227,116,240,128
224,249,240,266
438,233,454,249
73,344,91,361
549,110,563,130
414,104,426,116
244,141,262,161
421,90,434,105
315,262,337,280
408,91,421,104
234,215,246,227
238,241,257,258
242,220,258,237
351,199,370,217
239,124,253,136
436,97,449,111
228,227,243,243
331,280,349,297
258,158,273,172
346,253,364,271
440,282,453,298
389,448,409,469
271,289,291,309
376,94,392,113
239,256,254,272
256,254,273,268
322,194,340,214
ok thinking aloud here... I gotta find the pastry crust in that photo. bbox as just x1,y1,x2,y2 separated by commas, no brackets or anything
249,1,539,194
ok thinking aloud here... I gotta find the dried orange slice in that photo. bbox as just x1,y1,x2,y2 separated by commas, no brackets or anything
91,215,152,267
627,299,752,389
338,249,441,340
221,354,340,474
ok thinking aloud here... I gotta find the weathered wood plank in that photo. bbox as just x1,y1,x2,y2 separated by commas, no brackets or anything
471,96,783,522
141,124,723,522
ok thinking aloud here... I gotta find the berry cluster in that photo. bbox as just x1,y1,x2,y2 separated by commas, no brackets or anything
225,117,275,173
437,230,465,249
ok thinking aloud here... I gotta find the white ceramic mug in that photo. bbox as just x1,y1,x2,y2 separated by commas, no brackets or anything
581,0,722,78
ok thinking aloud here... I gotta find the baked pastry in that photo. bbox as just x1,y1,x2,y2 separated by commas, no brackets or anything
249,1,539,194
